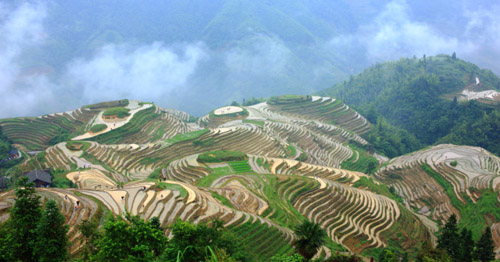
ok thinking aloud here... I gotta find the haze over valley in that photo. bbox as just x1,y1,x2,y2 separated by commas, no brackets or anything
2,0,500,117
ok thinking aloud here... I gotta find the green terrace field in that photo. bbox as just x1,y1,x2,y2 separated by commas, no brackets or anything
0,110,95,150
85,99,129,109
267,96,371,135
228,160,252,173
268,94,311,104
163,129,209,145
85,106,189,144
227,219,294,261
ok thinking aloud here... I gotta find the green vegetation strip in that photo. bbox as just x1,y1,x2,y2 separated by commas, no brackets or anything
90,124,107,133
163,129,209,144
87,106,158,144
422,163,500,240
198,150,247,163
228,161,252,173
65,141,90,151
195,168,233,188
157,182,187,198
341,142,378,174
102,107,130,118
210,191,234,208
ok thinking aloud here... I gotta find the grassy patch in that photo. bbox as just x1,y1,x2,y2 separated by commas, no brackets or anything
260,174,306,228
285,145,296,158
157,182,187,198
421,163,500,240
341,143,378,174
102,107,130,118
192,137,214,147
229,161,252,173
227,219,293,261
195,173,230,188
268,95,311,104
164,129,209,144
85,99,129,109
90,124,107,133
51,169,75,188
196,166,235,187
211,166,233,175
353,176,404,204
87,106,159,144
198,150,247,163
256,157,271,172
65,141,89,151
211,191,234,208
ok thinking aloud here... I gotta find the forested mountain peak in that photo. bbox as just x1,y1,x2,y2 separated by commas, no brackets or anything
320,55,500,158
321,54,500,107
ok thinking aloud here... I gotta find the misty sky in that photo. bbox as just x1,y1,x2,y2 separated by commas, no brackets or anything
1,0,500,118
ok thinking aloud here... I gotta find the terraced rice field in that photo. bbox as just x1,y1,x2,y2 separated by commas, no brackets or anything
265,97,371,135
376,144,500,224
0,107,98,151
7,98,493,259
229,161,253,173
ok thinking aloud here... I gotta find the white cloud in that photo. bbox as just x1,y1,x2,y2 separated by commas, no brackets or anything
65,42,207,104
365,0,460,61
328,0,479,64
224,35,291,76
0,2,54,118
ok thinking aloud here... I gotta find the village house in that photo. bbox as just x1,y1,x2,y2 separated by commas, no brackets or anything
24,169,52,187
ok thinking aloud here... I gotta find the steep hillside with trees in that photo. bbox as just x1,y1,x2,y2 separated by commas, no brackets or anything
321,55,500,157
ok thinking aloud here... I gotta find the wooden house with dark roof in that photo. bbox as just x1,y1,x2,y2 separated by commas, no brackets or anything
24,169,52,187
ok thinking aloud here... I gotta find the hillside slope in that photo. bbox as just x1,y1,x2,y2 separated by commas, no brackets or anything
1,98,500,260
320,55,500,156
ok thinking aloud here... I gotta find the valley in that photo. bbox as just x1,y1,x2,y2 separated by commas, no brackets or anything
1,90,499,261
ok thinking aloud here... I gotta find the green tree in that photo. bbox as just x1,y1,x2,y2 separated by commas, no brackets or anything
270,254,304,262
474,226,495,262
94,213,167,261
437,214,459,260
10,176,42,262
33,200,68,262
0,220,14,262
78,218,101,260
459,228,474,262
162,219,250,262
377,248,408,262
416,240,451,262
293,220,327,261
452,52,456,60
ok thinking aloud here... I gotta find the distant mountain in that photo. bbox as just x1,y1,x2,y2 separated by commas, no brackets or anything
13,0,498,118
320,54,500,156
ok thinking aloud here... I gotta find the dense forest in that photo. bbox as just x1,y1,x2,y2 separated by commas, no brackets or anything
321,54,500,157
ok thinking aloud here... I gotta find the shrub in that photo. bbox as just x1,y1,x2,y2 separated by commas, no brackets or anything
102,107,130,118
450,160,458,167
66,141,88,151
90,124,107,133
197,150,247,163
